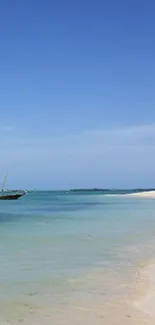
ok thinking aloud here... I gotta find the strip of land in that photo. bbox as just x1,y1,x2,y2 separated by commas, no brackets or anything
127,191,155,198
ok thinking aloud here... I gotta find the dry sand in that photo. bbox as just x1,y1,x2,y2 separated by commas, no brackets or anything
127,191,155,198
105,190,155,198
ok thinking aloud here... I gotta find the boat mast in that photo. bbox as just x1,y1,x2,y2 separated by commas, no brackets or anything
2,172,8,192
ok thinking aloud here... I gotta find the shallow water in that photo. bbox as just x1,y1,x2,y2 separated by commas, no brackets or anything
0,191,155,323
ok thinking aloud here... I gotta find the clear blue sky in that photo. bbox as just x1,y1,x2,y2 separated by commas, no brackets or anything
0,0,155,189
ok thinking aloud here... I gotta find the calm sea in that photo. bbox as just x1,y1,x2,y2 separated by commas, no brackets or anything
0,191,155,324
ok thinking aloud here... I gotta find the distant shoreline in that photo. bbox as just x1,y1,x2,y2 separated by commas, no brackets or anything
125,191,155,198
69,188,155,193
69,188,111,192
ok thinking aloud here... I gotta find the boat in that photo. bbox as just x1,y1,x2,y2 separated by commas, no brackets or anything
0,173,27,200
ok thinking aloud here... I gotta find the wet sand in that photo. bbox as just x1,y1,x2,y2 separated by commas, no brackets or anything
135,262,155,320
1,265,155,325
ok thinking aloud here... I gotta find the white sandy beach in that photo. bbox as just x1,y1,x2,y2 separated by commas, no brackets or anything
135,262,155,319
127,191,155,198
106,191,155,198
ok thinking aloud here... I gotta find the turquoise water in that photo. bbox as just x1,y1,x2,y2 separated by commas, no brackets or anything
1,191,155,323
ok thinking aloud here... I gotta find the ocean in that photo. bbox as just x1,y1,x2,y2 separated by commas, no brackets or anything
0,191,155,324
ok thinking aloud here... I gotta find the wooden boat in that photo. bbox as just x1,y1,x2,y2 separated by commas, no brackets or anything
0,173,26,200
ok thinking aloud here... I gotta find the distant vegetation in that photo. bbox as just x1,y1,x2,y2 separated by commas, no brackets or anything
69,188,111,192
69,188,155,193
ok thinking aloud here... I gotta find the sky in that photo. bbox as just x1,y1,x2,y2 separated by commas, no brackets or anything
0,0,155,189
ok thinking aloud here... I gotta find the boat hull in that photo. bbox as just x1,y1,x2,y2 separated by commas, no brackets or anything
0,193,24,200
0,190,26,200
